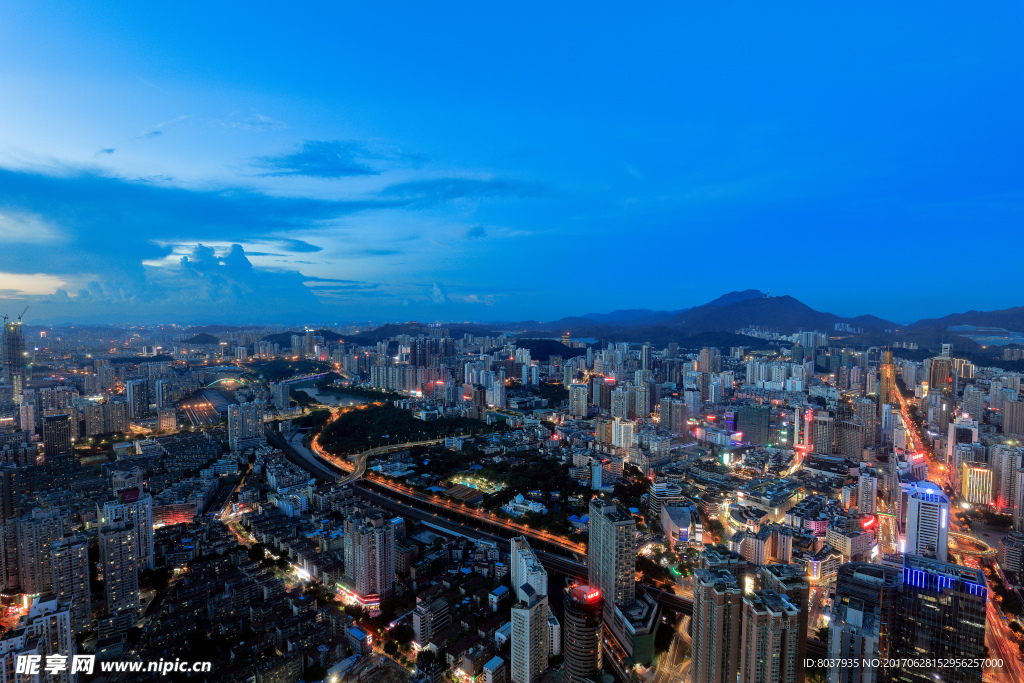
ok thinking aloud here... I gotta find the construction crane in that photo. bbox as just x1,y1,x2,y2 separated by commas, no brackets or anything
17,306,27,322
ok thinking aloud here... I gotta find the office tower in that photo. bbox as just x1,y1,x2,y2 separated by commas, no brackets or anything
879,350,897,416
737,403,771,445
667,342,678,359
692,568,743,683
511,591,550,683
757,564,809,683
833,563,902,679
15,507,67,595
739,590,800,683
511,537,549,603
102,492,155,570
569,384,589,418
0,595,76,683
270,382,291,410
562,586,602,683
904,481,949,562
343,512,395,601
227,400,265,449
587,498,635,614
41,412,73,462
960,462,993,505
100,523,140,615
894,556,986,683
858,470,878,514
928,352,955,397
839,420,866,458
51,535,91,634
641,343,651,371
125,379,149,419
1004,399,1024,436
1,316,27,396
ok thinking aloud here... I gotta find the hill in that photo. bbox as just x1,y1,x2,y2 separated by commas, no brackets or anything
262,328,345,347
181,333,220,345
514,338,588,361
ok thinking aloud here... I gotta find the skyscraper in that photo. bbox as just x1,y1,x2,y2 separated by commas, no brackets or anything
41,413,73,462
739,590,800,683
100,523,140,615
51,534,91,634
904,481,949,562
879,350,897,417
832,563,902,682
894,555,986,683
757,564,809,683
1,316,27,396
562,586,602,683
125,378,149,419
511,537,548,603
569,384,589,418
343,511,395,602
102,490,155,570
511,591,550,683
15,507,67,595
227,400,266,449
691,568,743,683
587,498,635,615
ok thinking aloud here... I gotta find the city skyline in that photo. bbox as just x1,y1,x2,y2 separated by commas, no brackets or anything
2,3,1024,323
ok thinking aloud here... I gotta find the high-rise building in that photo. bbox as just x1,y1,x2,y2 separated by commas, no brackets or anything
125,379,149,419
343,511,395,603
698,347,722,374
101,491,155,570
1,317,27,396
511,537,548,603
893,556,986,683
812,410,836,454
757,564,809,683
270,382,291,410
903,481,949,562
833,563,902,681
569,384,589,418
738,403,771,445
51,534,91,634
41,413,73,463
99,523,140,615
857,470,878,514
962,386,985,422
739,590,800,683
960,462,993,505
15,507,67,595
227,400,265,449
1004,399,1024,437
412,597,450,647
879,350,897,417
511,591,550,683
692,568,743,683
562,586,602,683
587,498,635,614
0,595,76,683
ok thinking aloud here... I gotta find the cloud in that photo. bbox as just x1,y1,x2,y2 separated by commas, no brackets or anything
134,115,189,141
95,148,116,156
465,225,487,239
359,249,401,256
214,112,288,130
381,177,546,205
254,140,379,178
268,238,323,253
431,282,449,304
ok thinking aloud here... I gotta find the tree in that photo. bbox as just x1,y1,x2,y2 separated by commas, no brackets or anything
392,624,415,647
384,641,399,656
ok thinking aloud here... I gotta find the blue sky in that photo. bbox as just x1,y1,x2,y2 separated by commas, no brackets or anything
1,2,1022,325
